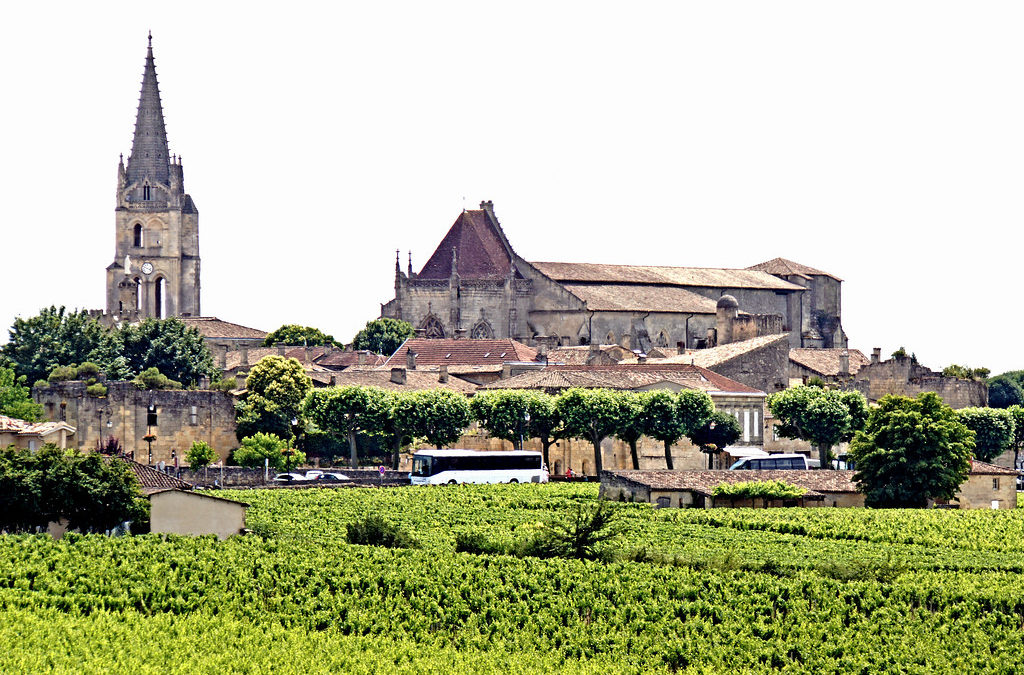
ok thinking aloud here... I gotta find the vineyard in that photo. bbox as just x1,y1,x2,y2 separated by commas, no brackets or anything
3,484,1024,673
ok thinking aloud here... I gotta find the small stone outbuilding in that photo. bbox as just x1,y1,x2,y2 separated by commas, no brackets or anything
949,461,1017,510
148,489,248,540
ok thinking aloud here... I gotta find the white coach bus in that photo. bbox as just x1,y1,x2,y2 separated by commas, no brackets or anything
409,450,549,485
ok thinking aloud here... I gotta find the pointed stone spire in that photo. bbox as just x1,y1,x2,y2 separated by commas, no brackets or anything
126,32,171,187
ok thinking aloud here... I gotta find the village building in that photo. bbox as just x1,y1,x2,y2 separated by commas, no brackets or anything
0,414,75,451
846,349,987,409
34,380,237,466
380,201,847,353
382,338,544,385
126,461,247,539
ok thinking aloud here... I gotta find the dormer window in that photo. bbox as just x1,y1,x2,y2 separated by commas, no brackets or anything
133,224,144,247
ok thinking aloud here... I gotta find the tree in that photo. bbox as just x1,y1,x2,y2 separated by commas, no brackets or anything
0,365,42,421
132,367,182,390
641,390,712,471
237,356,314,440
849,393,974,508
956,407,1015,463
523,391,566,470
943,364,990,380
379,391,422,470
2,306,110,385
767,386,869,467
470,390,535,450
987,375,1024,409
688,410,742,469
612,391,647,470
0,445,149,533
1007,405,1024,470
351,318,415,357
234,432,293,471
303,386,389,468
115,317,214,386
408,388,471,450
263,324,340,348
186,440,216,470
556,388,620,475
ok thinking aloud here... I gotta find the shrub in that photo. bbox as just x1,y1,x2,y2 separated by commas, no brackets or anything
86,383,108,397
33,379,48,389
346,515,419,549
517,501,621,561
48,365,78,382
712,480,808,501
234,432,289,470
186,441,217,469
454,530,506,555
133,367,182,390
211,377,237,392
76,362,101,378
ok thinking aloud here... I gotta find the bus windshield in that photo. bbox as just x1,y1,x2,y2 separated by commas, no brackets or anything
411,456,433,477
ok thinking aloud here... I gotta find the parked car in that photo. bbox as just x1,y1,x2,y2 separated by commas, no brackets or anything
273,472,312,483
305,470,351,481
729,454,812,470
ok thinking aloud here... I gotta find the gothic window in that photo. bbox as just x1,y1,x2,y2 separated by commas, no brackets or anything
154,277,166,319
470,320,494,339
143,185,151,200
59,402,67,422
420,315,445,339
656,331,669,348
133,224,144,247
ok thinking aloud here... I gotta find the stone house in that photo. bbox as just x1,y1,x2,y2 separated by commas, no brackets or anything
946,461,1017,510
0,414,75,451
126,460,248,538
34,381,237,465
789,348,870,386
847,349,987,408
181,317,268,353
380,201,846,352
382,338,544,386
600,470,864,508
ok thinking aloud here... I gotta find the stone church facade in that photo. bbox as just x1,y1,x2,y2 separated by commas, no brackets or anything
103,35,200,323
381,202,846,352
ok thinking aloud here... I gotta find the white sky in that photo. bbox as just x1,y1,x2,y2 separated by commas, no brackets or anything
1,2,1021,374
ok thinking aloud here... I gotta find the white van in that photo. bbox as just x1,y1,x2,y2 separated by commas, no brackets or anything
729,454,812,470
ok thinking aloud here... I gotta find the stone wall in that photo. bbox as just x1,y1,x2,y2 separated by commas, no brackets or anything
34,381,237,465
847,356,987,408
709,336,790,396
955,473,1016,509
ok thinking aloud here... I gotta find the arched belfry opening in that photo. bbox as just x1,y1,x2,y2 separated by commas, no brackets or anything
154,277,167,319
133,277,142,312
133,223,144,247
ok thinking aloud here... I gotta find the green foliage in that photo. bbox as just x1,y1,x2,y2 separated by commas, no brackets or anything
0,445,148,533
1007,405,1024,468
210,377,237,392
186,441,217,470
470,389,537,450
640,389,714,470
351,318,415,356
0,366,42,422
768,386,869,465
115,317,214,387
132,367,181,390
86,383,108,397
850,393,974,508
234,432,292,470
1,306,110,385
943,364,990,380
805,376,827,388
345,514,419,549
956,407,1015,463
235,394,293,442
76,361,101,378
712,480,807,500
518,501,621,561
408,388,471,449
891,346,908,359
238,356,314,440
304,386,390,466
688,410,741,467
47,365,79,382
555,388,621,474
987,375,1024,408
263,324,339,348
611,391,646,469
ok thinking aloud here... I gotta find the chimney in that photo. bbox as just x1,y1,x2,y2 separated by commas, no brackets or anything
358,351,368,366
276,342,286,356
304,345,311,363
240,346,249,368
406,351,417,370
501,363,512,379
455,328,468,339
198,375,210,389
329,375,337,386
216,344,228,370
637,354,647,364
715,295,739,346
676,341,685,355
839,350,850,377
439,365,449,383
871,347,881,365
391,367,407,385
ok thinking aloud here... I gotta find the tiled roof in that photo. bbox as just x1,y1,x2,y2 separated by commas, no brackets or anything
0,414,74,437
607,469,859,496
747,258,842,282
530,262,805,291
480,364,763,394
418,209,519,280
180,317,268,340
560,283,719,314
225,346,336,371
644,334,791,368
789,348,870,377
545,345,633,365
124,459,194,493
308,369,478,394
385,339,539,367
968,461,1018,476
315,350,387,368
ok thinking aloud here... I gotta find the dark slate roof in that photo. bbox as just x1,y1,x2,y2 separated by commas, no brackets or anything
418,209,520,280
126,34,171,187
385,338,539,367
747,258,842,282
606,469,859,497
559,283,719,314
789,348,870,377
480,363,763,394
531,262,805,291
179,317,268,340
125,459,194,494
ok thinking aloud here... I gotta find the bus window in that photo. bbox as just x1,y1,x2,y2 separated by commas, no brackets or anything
411,456,433,477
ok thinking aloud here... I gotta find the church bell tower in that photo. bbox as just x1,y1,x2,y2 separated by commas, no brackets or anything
106,33,200,320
